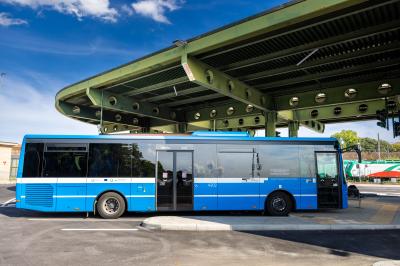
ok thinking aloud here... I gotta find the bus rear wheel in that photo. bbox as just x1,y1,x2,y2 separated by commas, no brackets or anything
265,191,292,216
97,192,126,219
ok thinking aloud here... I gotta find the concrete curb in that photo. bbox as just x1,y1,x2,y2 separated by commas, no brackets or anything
141,218,400,231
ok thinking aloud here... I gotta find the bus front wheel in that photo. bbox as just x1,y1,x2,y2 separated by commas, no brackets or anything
265,191,292,216
97,192,126,219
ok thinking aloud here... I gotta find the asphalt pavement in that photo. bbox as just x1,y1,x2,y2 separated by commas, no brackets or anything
354,183,400,197
0,185,399,265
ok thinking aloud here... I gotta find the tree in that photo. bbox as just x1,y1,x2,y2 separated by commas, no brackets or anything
331,130,359,148
359,137,393,152
359,137,378,152
392,142,400,152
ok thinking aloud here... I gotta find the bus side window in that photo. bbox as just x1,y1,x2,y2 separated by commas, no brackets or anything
22,143,44,177
88,144,131,177
258,145,299,177
42,144,88,177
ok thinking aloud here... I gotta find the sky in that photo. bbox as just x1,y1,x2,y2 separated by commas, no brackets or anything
0,0,397,144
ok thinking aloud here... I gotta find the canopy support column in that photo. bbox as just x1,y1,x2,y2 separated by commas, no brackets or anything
288,121,300,137
265,111,277,137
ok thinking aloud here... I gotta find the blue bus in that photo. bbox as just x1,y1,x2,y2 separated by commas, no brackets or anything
16,131,347,218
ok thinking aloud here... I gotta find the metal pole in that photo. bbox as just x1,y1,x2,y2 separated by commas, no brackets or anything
378,133,381,161
100,90,104,134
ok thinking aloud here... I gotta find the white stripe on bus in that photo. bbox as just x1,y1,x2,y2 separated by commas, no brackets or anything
17,177,155,184
194,194,317,197
20,195,155,198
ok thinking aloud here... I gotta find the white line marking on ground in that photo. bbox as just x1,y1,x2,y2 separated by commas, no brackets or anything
362,191,400,197
28,218,145,222
1,198,16,206
61,228,139,231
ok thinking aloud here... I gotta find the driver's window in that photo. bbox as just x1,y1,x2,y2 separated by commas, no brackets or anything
316,153,338,181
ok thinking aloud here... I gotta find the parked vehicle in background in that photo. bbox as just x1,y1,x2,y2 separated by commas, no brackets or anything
345,160,400,182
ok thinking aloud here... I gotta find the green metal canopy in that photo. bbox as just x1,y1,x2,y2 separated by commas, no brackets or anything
55,0,400,136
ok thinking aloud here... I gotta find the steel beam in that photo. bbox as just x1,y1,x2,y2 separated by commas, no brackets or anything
184,101,262,123
161,93,225,107
223,20,400,73
143,86,207,102
292,99,392,122
57,101,149,132
275,78,400,110
181,55,273,110
183,100,323,134
255,58,400,90
86,87,180,122
213,114,266,130
242,41,400,82
123,76,188,96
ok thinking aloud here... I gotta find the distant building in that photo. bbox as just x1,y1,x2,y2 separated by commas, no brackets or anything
0,142,21,183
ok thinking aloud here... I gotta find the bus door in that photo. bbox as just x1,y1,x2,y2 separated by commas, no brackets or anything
315,152,341,208
156,150,193,211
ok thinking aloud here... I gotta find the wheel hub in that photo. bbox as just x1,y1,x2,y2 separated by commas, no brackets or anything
272,197,286,212
104,198,119,214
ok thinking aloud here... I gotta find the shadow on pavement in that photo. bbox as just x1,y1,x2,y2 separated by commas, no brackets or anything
242,230,400,260
7,186,16,192
0,206,263,219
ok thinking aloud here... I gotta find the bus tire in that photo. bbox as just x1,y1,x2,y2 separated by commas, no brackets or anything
265,191,292,216
97,192,126,219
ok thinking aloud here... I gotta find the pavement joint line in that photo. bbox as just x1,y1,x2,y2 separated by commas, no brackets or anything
136,225,152,232
61,228,139,231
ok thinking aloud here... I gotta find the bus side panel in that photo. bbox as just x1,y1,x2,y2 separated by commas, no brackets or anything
218,181,260,210
193,178,218,211
130,178,156,212
259,178,301,210
299,177,318,209
85,178,131,212
56,182,87,212
19,180,57,212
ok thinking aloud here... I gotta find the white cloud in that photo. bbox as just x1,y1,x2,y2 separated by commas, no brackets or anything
0,12,28,26
1,0,118,22
121,4,134,16
131,0,183,24
0,75,97,143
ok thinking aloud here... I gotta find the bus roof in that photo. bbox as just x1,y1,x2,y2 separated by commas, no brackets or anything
22,133,338,143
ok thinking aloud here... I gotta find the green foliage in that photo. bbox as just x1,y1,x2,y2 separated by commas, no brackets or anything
332,130,395,152
392,142,400,152
331,130,359,148
360,137,378,152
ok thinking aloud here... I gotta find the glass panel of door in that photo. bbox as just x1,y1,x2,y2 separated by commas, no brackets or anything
315,152,340,208
157,151,193,211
